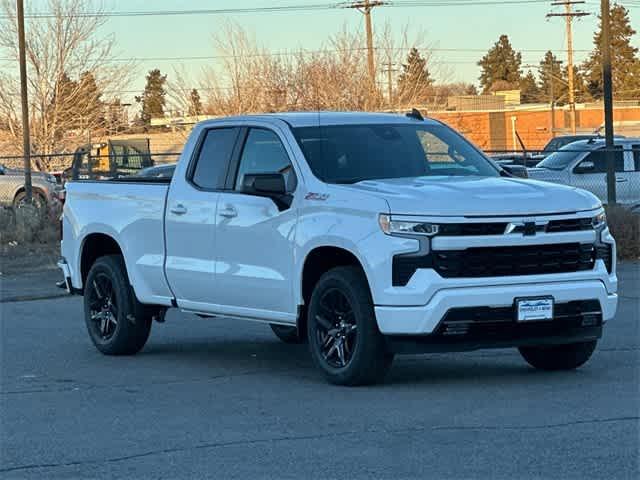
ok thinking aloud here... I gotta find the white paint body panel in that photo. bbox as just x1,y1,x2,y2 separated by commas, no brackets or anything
61,112,619,335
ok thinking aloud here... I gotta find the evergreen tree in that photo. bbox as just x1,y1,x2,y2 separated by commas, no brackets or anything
188,88,203,116
464,84,478,95
397,47,434,104
136,69,167,125
538,51,566,102
106,98,127,135
582,2,640,99
77,71,104,128
50,72,78,127
519,70,541,103
478,35,522,93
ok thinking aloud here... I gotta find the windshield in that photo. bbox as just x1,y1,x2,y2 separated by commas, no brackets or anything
292,124,498,184
537,148,582,170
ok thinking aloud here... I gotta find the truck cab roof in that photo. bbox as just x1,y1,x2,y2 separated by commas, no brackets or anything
199,111,441,128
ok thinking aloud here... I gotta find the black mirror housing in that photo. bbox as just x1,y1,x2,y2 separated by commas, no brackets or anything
501,164,529,179
242,173,287,195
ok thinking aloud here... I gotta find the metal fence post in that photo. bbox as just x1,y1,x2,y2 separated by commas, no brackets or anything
601,0,616,205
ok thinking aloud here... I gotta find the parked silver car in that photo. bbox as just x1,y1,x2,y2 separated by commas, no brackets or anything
528,138,640,205
0,164,61,210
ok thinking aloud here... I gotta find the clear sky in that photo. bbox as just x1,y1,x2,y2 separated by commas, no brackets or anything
14,0,640,104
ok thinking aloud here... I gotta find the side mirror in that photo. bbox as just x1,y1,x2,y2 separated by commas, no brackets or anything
575,161,595,173
242,173,287,195
502,164,529,179
241,173,292,211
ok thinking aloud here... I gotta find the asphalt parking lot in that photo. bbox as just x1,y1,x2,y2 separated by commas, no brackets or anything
1,263,638,479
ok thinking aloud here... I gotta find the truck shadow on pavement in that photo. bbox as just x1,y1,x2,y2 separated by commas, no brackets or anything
134,335,589,387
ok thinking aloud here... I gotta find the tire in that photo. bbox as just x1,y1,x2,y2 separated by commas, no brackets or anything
269,324,304,344
13,190,47,212
307,266,393,386
83,255,152,355
519,340,597,371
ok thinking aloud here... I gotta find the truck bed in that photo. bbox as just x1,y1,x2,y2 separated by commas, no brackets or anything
62,181,174,305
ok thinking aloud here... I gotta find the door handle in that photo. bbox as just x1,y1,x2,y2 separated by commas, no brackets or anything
170,204,188,215
615,177,628,183
219,206,238,218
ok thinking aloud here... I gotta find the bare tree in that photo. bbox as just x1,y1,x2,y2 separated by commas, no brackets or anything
0,0,134,169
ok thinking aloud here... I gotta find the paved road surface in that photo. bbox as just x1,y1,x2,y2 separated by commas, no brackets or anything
1,263,638,479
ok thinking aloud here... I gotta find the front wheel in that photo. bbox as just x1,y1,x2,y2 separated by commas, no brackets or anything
307,266,393,386
84,255,152,355
519,340,597,371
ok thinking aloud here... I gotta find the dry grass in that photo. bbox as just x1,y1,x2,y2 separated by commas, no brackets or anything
606,205,640,260
0,204,60,247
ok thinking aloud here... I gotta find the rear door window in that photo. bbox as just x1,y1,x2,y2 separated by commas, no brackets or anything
632,144,640,171
191,128,239,190
575,147,624,173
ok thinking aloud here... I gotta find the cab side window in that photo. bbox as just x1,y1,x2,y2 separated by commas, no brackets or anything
574,147,624,174
632,144,640,171
235,129,296,191
191,128,239,190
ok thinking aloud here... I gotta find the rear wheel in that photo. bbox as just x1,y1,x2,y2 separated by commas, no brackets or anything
519,341,597,371
269,324,304,344
307,266,393,386
84,255,152,355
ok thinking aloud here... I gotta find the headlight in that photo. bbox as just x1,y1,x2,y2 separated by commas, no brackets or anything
379,214,439,236
46,174,57,184
592,211,607,228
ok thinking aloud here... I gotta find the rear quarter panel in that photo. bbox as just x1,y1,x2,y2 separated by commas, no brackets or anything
62,181,173,305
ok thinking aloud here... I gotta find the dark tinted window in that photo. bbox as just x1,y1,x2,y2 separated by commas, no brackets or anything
192,128,238,189
235,129,296,191
633,145,640,171
575,146,624,173
293,124,497,184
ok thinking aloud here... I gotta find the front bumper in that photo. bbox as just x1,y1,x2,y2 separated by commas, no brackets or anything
375,277,618,336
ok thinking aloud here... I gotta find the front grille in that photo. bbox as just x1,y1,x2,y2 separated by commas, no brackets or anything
392,243,596,285
546,217,593,233
433,218,594,237
437,300,602,338
439,223,508,236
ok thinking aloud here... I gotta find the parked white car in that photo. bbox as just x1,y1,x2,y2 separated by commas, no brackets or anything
58,112,618,385
528,138,640,205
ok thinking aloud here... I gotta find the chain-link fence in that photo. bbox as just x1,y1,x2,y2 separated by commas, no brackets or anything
1,144,639,210
487,143,640,208
0,152,181,210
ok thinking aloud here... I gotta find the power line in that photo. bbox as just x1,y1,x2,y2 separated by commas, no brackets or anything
0,0,574,19
0,46,593,64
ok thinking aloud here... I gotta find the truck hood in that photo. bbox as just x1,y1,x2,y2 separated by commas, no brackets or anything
345,176,600,217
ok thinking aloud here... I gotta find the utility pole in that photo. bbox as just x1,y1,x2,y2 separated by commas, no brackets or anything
382,62,397,107
343,1,387,89
549,69,556,137
601,0,616,205
17,0,32,201
547,1,589,134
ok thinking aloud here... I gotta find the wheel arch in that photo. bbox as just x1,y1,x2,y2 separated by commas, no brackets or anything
79,232,126,291
13,186,47,203
298,245,373,331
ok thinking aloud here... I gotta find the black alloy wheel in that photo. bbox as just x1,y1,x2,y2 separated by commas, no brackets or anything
86,272,119,341
307,266,393,386
314,288,358,368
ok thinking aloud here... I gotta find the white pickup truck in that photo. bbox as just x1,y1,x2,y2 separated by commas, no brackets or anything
59,112,618,385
